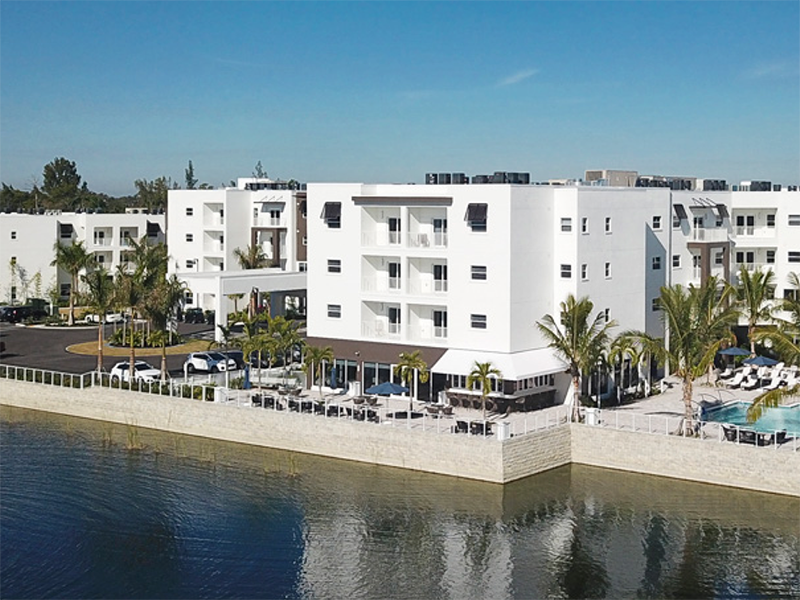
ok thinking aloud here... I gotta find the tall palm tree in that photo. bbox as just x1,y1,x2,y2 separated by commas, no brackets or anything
537,294,617,422
393,350,430,412
81,265,115,373
114,267,145,377
269,316,303,382
303,345,334,400
51,240,92,325
735,265,777,355
622,278,738,433
141,274,187,380
233,244,269,270
467,361,503,420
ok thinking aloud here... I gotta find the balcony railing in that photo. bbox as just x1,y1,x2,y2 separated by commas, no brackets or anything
733,261,774,272
691,228,729,243
92,238,112,246
362,320,401,339
407,325,448,343
362,277,403,294
362,231,449,249
407,279,449,295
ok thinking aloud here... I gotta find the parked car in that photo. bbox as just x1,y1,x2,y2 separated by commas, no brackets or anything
5,305,48,323
183,308,206,324
183,351,237,373
0,306,12,322
85,312,128,324
221,350,246,370
109,360,162,383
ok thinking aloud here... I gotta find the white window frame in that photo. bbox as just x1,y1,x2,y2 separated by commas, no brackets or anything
471,265,487,281
652,215,662,230
327,304,342,318
327,259,341,274
561,218,572,232
560,264,572,279
470,314,487,329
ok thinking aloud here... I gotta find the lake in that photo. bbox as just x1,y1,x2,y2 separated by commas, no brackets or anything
1,406,798,599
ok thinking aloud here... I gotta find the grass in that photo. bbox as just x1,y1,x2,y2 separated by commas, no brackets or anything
67,338,211,357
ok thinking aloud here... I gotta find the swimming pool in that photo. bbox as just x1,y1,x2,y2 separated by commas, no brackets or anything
703,401,800,436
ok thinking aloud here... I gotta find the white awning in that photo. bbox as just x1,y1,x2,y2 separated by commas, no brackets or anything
431,348,567,381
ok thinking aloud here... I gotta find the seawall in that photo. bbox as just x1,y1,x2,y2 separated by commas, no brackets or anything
1,380,797,496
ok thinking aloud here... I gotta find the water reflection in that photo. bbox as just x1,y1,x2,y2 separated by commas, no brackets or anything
2,406,798,599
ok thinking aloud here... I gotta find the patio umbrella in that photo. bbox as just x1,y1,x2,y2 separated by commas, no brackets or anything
743,355,778,366
718,347,750,356
365,381,409,396
243,365,251,390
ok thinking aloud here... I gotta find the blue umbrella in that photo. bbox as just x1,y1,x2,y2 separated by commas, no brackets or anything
743,355,778,366
243,365,251,390
718,347,750,356
365,381,409,396
330,366,337,389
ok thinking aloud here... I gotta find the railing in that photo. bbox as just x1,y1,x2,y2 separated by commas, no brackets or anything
361,321,401,339
691,228,729,242
407,279,448,295
92,238,113,247
734,226,775,238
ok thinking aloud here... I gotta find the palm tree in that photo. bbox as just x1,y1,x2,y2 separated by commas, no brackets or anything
393,350,430,412
51,240,92,325
622,278,738,433
537,294,617,422
467,361,503,420
81,265,115,373
141,274,187,380
303,345,334,400
269,316,303,383
233,244,269,270
749,271,800,422
735,265,777,355
114,267,145,377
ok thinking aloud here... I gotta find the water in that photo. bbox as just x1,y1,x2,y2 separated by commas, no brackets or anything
704,401,800,436
2,406,799,599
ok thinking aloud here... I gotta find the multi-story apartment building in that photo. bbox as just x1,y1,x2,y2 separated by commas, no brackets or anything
304,179,799,407
304,182,677,405
0,211,165,305
166,178,307,321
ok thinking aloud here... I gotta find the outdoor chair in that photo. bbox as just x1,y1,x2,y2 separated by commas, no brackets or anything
725,369,749,389
252,394,263,408
353,396,365,405
426,405,440,416
367,396,378,406
442,405,454,416
454,420,468,434
719,366,735,379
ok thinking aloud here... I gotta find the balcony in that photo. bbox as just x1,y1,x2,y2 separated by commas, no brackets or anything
407,325,448,344
361,320,401,340
690,228,729,243
733,261,774,273
362,277,403,294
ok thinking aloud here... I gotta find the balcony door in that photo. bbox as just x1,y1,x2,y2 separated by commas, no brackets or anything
388,262,401,290
433,264,448,292
388,217,401,245
388,306,401,335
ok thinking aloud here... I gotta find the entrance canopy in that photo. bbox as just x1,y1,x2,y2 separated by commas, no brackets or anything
431,347,566,380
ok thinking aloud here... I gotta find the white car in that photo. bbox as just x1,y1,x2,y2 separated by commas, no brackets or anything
110,360,162,383
183,352,237,373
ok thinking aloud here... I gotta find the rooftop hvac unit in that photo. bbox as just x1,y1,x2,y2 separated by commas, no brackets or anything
773,184,782,191
438,173,451,185
451,173,468,184
472,175,490,184
492,172,508,184
425,173,438,185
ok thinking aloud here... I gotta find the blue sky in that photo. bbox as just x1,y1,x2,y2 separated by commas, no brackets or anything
1,1,798,196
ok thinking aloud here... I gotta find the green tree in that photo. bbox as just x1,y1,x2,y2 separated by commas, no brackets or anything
621,278,738,433
42,157,82,207
114,268,144,376
466,361,503,420
393,350,429,412
233,244,269,270
253,161,267,178
134,176,173,212
735,265,777,356
81,265,116,373
303,345,334,400
185,160,197,190
141,274,187,380
51,240,92,325
537,294,617,422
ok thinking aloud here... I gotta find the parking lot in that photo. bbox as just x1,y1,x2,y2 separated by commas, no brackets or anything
0,321,224,381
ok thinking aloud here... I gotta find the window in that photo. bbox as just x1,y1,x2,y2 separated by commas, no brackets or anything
184,292,194,305
185,233,193,242
767,214,776,228
466,203,488,232
327,259,341,273
388,217,402,244
785,289,799,301
10,287,16,302
10,231,16,239
652,215,662,230
561,218,572,232
470,314,487,329
652,257,661,270
789,215,800,226
322,202,341,228
603,308,610,322
298,261,307,272
327,304,341,318
471,265,487,280
605,217,612,233
560,264,572,278
766,250,775,264
254,208,259,220
96,254,105,263
433,310,448,338
388,262,401,289
672,255,681,268
186,207,194,216
60,283,71,297
736,251,754,264
269,209,281,225
715,251,724,266
185,260,195,269
605,262,611,278
789,251,800,263
581,264,588,281
581,217,589,234
302,236,308,246
433,264,448,292
651,298,660,312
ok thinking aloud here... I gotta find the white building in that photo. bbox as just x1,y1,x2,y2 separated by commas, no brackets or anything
0,211,165,305
304,181,800,408
166,178,307,326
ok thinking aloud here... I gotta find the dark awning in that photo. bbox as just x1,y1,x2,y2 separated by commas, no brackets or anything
465,203,488,221
321,202,341,220
146,221,161,236
673,204,688,220
715,204,729,219
58,223,74,237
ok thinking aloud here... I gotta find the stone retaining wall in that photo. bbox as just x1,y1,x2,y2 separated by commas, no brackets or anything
1,380,798,495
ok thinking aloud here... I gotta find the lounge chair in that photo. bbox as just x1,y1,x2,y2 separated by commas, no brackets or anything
725,368,749,389
719,366,735,379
